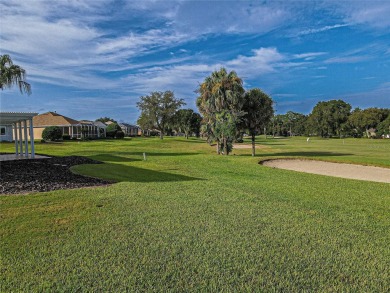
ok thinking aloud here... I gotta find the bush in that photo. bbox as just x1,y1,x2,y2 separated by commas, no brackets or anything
106,123,122,138
42,126,62,141
115,130,125,139
62,134,71,140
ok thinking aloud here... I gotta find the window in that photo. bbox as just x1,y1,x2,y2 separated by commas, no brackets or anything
0,126,6,136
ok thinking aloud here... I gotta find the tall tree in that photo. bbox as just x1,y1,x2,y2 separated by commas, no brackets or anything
377,115,390,137
137,91,185,139
308,100,351,137
240,88,274,156
197,68,244,155
348,107,389,138
0,54,31,95
190,112,202,138
173,109,202,139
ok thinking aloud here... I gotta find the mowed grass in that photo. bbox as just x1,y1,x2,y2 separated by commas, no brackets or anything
1,137,389,291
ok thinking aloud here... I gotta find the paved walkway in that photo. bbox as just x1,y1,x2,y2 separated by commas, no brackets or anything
0,154,50,161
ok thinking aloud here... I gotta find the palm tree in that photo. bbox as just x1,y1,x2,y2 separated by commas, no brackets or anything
197,68,244,154
240,88,274,156
0,54,31,95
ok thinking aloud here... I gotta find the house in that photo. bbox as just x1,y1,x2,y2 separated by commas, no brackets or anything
79,120,106,138
0,124,14,142
118,123,141,136
32,112,106,139
93,121,107,137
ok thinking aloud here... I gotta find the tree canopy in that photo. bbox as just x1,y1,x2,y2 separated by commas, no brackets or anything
96,117,117,124
347,107,389,137
0,54,31,95
240,88,274,156
137,91,185,139
172,109,202,138
307,100,351,137
197,68,245,154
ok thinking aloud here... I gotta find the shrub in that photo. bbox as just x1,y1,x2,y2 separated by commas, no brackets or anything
115,130,125,139
42,126,62,141
62,134,71,140
106,123,122,138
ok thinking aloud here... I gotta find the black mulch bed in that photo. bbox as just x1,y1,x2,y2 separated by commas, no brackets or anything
0,156,110,195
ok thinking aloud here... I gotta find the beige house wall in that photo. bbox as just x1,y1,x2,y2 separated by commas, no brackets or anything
33,127,45,140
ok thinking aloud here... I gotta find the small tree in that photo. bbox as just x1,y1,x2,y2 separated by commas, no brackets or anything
42,126,62,141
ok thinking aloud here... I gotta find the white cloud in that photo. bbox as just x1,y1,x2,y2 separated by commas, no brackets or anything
323,1,390,29
293,52,328,60
121,47,307,99
325,56,370,64
344,2,390,29
296,24,349,36
173,1,290,34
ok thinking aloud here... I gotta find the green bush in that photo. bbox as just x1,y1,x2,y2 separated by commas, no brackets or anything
62,134,71,140
115,130,125,139
106,123,122,138
42,126,62,141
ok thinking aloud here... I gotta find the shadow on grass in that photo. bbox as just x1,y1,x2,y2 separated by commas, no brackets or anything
174,139,205,144
75,163,204,183
89,154,142,163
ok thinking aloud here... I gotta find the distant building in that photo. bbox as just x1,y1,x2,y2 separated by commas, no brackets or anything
32,112,106,139
118,123,142,136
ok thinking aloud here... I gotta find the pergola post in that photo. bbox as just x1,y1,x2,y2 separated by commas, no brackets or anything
14,123,19,155
29,118,35,158
1,112,38,158
23,120,29,157
18,122,23,156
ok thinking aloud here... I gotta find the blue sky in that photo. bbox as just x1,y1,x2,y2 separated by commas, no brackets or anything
1,0,389,124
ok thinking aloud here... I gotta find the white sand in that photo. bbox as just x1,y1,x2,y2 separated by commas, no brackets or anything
262,159,390,183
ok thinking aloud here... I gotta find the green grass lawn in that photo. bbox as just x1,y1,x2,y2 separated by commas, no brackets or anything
1,137,389,291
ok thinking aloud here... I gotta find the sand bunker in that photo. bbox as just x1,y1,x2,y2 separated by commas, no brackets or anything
262,159,390,183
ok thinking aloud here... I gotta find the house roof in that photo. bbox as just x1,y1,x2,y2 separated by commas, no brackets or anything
93,121,107,128
119,123,139,128
33,112,80,127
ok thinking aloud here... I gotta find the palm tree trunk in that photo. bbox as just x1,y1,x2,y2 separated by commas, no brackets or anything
224,137,228,155
251,134,256,157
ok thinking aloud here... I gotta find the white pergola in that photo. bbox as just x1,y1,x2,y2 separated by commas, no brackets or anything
0,112,38,158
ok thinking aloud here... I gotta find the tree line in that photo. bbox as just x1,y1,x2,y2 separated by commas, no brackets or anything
137,68,390,157
270,101,390,139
